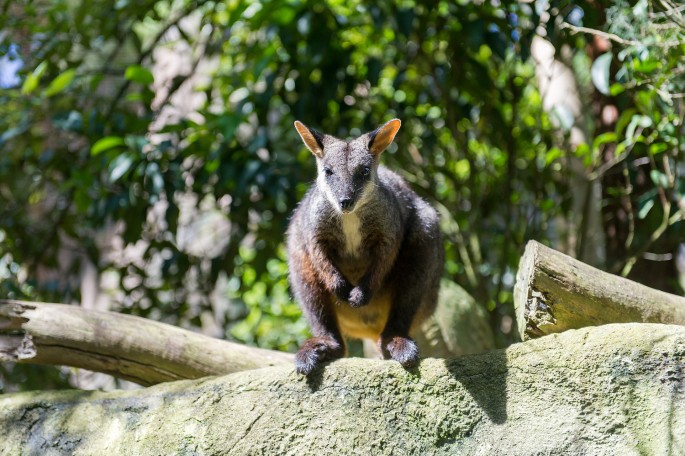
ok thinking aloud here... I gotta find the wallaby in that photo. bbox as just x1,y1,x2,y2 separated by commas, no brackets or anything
287,119,444,375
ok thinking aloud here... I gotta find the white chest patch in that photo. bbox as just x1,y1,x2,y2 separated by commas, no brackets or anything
341,213,363,255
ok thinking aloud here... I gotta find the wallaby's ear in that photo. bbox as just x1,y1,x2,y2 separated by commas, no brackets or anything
368,118,401,155
294,121,325,158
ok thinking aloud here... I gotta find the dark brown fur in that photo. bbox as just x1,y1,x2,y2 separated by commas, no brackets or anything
287,119,444,375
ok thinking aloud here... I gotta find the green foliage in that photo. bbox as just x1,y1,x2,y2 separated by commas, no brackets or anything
551,0,685,278
1,0,683,391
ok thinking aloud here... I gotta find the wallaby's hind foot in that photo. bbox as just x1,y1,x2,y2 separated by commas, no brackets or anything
295,337,345,375
379,336,420,368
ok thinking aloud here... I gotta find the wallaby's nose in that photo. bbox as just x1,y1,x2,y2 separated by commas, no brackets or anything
339,197,354,211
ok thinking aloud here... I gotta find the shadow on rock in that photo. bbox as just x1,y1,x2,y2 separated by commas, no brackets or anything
444,347,508,424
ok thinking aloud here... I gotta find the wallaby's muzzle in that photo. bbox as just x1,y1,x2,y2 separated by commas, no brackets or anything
330,179,361,213
339,197,354,211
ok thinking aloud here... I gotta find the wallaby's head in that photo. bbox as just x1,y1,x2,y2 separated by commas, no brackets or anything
294,119,401,214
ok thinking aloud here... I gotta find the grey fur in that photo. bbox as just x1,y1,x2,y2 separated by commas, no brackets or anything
287,120,444,375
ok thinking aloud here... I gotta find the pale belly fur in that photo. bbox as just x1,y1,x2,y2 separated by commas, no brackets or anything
333,289,392,340
335,211,391,339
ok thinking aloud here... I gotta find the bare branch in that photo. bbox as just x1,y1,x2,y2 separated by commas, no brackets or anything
559,22,640,46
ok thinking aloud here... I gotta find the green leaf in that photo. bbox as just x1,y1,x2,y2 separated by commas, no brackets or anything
649,143,668,155
124,64,154,85
650,169,669,188
552,104,574,130
22,74,40,95
626,115,652,140
637,188,658,219
21,61,48,95
545,147,563,165
591,53,612,96
124,135,148,152
632,0,648,17
216,114,241,141
44,69,76,97
109,154,135,182
146,162,164,196
609,83,625,96
638,198,654,219
593,132,617,152
574,143,592,167
615,108,637,136
91,136,126,155
0,119,29,144
633,58,660,74
271,6,296,25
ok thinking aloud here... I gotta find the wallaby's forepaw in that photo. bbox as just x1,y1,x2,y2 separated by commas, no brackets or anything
295,337,344,375
348,285,371,308
380,336,420,368
332,279,353,303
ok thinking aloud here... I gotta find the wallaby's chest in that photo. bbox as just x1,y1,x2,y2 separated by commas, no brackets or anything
331,213,380,284
340,213,363,256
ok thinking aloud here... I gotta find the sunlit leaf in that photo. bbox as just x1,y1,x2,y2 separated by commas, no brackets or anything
649,143,668,155
44,69,76,97
638,198,654,219
609,83,624,96
626,115,653,140
650,169,669,188
552,104,574,130
591,53,612,96
109,154,135,181
92,136,126,155
593,132,617,153
124,64,154,85
21,61,47,95
615,109,637,135
633,58,660,73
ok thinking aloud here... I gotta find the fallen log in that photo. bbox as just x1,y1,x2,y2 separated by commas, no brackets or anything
1,323,684,455
514,240,685,340
0,300,292,385
1,278,493,386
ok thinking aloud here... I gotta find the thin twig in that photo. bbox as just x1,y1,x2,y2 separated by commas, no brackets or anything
588,127,644,181
620,155,673,277
650,2,685,18
622,164,635,251
559,22,640,46
560,21,684,48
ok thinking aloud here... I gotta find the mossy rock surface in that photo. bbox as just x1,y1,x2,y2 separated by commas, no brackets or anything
2,323,684,455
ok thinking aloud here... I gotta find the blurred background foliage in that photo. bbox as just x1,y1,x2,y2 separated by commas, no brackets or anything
1,0,684,391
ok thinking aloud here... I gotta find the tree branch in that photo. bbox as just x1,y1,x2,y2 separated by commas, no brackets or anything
0,300,292,385
559,22,640,46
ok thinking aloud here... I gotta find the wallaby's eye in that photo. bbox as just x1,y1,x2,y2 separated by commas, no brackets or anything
361,167,370,176
324,167,333,177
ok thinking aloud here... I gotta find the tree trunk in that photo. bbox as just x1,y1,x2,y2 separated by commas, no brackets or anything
514,241,685,340
0,300,292,385
1,323,684,455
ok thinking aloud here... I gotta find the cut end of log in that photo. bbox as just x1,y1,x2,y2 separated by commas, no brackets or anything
0,301,38,361
0,300,34,330
514,240,685,341
514,241,556,340
0,333,37,361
